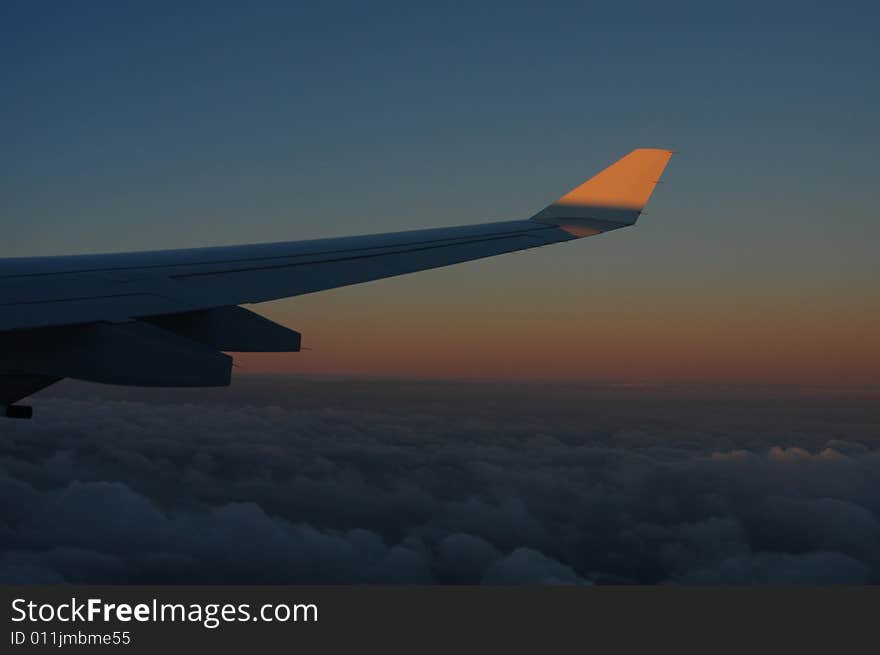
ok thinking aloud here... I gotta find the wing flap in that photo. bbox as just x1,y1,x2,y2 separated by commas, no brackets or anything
144,306,301,352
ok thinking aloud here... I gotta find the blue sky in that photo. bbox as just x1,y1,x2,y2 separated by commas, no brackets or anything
2,1,878,383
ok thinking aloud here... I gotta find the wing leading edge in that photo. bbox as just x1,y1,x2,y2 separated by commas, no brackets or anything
0,148,672,416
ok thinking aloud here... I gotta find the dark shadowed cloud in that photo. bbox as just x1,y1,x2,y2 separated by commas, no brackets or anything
1,378,878,584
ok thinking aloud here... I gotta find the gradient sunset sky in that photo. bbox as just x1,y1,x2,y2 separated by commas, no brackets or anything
2,1,877,385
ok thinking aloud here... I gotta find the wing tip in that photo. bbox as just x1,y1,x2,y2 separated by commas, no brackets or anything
531,147,673,236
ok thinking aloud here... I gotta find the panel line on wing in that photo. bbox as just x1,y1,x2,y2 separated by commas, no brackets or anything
0,224,556,279
170,227,568,279
0,292,149,307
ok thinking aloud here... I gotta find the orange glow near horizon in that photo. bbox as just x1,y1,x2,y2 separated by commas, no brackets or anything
232,279,880,387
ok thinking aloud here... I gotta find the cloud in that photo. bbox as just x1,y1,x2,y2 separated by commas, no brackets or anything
1,378,878,584
435,534,500,584
482,548,588,584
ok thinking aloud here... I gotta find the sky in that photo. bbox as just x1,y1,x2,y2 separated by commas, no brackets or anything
2,1,878,385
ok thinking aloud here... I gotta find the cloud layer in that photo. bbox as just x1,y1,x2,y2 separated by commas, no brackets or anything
1,378,878,584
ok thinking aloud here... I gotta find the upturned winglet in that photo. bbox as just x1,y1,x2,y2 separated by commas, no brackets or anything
531,148,673,237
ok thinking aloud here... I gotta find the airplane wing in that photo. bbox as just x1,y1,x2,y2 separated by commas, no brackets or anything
0,148,672,417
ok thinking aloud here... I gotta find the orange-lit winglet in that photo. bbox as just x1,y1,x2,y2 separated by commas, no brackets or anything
530,148,673,237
